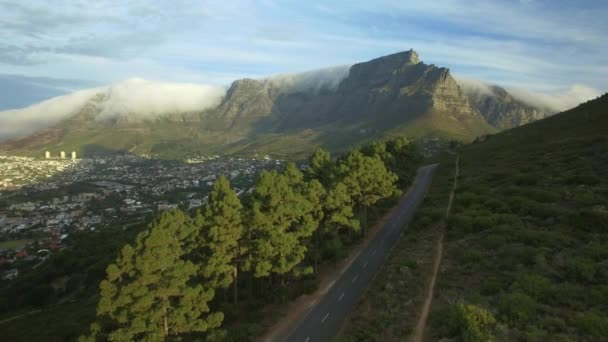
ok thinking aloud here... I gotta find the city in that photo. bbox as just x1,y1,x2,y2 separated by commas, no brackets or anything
0,153,283,280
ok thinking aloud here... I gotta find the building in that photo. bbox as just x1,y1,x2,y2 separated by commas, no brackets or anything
45,151,51,159
71,151,77,160
60,151,66,159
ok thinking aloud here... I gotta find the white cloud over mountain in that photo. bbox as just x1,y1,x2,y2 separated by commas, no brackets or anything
0,78,226,139
456,76,602,112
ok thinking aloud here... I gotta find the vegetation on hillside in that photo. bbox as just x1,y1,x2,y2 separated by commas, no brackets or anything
340,94,608,341
430,94,608,341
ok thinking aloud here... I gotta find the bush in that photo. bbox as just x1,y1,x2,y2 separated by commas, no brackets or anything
457,304,497,342
498,291,537,325
480,277,504,295
430,304,496,341
574,311,608,338
568,210,608,233
563,257,596,283
516,273,552,300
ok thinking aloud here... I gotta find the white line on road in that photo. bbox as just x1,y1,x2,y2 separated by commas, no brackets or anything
338,292,345,301
305,338,310,342
322,312,330,323
372,249,377,256
363,261,368,268
352,274,359,283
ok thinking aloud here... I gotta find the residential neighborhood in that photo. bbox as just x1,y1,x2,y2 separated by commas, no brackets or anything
0,154,283,280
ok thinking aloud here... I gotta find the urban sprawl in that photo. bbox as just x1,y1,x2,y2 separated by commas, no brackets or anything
0,153,283,280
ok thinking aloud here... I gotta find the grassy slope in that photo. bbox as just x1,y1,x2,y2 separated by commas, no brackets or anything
339,94,608,341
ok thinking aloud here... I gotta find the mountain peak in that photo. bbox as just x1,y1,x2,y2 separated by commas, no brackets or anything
362,49,421,68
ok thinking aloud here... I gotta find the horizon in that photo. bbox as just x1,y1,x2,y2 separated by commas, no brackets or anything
1,1,607,111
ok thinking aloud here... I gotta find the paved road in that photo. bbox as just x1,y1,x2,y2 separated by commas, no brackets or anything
282,164,438,342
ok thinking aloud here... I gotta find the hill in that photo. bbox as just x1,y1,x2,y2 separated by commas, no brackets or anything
0,50,555,159
339,93,608,340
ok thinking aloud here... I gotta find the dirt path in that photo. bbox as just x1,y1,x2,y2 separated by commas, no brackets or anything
259,181,420,342
0,309,42,325
412,156,459,342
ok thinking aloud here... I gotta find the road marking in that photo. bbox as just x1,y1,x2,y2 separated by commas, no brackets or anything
363,261,368,268
352,274,359,283
338,292,345,301
322,312,330,323
305,338,310,342
372,249,377,256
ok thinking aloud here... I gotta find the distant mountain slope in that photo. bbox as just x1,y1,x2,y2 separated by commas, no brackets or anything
1,50,557,159
462,83,551,130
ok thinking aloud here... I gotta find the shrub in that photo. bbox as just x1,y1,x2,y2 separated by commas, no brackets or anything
430,304,496,342
574,311,608,338
516,273,552,300
480,277,504,295
456,304,497,342
568,210,608,233
498,291,537,325
563,257,596,283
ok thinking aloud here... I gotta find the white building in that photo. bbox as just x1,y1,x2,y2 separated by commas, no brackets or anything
71,151,77,160
60,151,66,159
45,151,51,159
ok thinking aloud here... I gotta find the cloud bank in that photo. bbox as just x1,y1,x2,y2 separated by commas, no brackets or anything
505,84,602,113
96,78,225,120
265,65,351,93
0,87,103,139
0,78,226,140
456,76,602,112
0,68,352,141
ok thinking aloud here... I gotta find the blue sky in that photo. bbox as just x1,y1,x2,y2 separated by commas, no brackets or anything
1,0,607,109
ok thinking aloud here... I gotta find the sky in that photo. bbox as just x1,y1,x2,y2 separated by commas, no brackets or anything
0,0,607,110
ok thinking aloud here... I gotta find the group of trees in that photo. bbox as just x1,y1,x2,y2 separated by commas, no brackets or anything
81,138,419,341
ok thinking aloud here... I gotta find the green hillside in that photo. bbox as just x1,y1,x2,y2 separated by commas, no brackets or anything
340,93,608,340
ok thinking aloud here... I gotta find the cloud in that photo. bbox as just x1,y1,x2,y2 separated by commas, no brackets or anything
456,76,602,112
455,77,495,97
505,84,602,112
0,78,226,140
0,87,103,139
265,65,351,93
96,78,225,120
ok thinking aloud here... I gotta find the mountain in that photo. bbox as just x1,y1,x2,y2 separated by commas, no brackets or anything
462,83,552,129
1,50,551,159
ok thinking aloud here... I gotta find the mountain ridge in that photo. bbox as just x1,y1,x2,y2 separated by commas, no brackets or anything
0,50,553,158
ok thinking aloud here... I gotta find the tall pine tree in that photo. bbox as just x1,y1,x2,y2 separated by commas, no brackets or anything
196,176,244,304
338,149,397,234
81,210,223,341
243,164,318,282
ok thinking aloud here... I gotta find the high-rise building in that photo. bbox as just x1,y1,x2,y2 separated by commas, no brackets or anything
45,151,50,159
60,151,66,159
71,151,77,160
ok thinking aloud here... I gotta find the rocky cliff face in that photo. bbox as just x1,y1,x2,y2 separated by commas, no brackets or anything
211,49,492,138
464,84,550,130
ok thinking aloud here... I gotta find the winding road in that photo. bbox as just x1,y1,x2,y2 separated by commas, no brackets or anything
282,164,438,342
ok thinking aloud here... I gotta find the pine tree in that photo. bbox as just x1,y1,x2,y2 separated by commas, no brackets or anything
306,148,335,186
81,210,223,341
196,176,244,304
338,149,397,234
244,164,318,281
